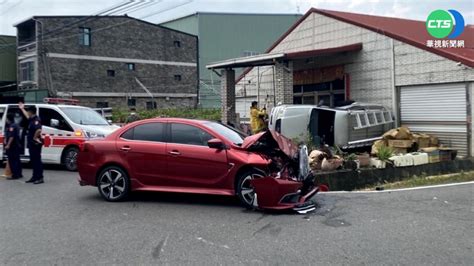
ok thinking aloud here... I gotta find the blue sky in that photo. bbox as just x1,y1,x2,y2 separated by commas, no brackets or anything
0,0,472,35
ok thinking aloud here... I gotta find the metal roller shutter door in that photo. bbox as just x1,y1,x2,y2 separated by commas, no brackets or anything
400,83,468,157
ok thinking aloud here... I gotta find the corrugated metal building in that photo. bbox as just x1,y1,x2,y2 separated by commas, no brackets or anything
0,35,17,91
160,12,301,108
210,9,474,157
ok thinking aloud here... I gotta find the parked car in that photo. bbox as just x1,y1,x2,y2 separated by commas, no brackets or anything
268,102,394,149
77,118,324,212
0,100,119,171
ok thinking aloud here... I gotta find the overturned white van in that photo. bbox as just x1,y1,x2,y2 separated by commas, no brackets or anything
268,103,395,149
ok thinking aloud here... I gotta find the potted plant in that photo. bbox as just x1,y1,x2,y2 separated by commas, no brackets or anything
344,153,360,170
371,145,393,169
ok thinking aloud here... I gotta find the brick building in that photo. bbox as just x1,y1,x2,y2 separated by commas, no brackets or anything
15,16,198,108
0,35,17,91
208,9,474,156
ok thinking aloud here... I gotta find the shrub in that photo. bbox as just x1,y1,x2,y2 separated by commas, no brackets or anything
377,145,393,162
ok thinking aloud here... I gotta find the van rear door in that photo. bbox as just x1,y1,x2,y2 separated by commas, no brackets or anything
309,108,335,146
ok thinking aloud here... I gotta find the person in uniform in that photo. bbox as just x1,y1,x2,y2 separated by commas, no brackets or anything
19,103,44,184
249,101,267,134
5,114,22,180
2,117,13,178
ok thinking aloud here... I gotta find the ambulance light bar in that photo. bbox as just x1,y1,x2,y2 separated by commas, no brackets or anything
44,98,80,105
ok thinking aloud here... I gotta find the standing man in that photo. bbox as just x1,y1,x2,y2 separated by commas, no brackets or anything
19,103,44,184
5,113,22,180
249,101,267,134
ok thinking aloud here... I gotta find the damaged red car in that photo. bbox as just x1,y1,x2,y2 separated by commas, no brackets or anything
77,118,325,213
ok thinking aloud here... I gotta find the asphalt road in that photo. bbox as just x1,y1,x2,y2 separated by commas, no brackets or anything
0,168,473,265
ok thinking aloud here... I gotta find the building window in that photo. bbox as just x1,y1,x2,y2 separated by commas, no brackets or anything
107,70,115,77
128,98,136,106
79,27,91,46
146,101,157,110
242,50,259,57
174,40,181,47
126,63,135,71
174,75,182,81
20,61,35,82
96,102,109,108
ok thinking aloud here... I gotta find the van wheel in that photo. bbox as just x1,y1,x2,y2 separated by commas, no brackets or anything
63,147,79,171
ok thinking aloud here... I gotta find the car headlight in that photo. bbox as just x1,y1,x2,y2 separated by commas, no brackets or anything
84,131,106,139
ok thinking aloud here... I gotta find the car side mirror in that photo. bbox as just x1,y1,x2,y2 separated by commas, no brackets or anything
50,119,60,128
208,138,225,149
107,119,112,124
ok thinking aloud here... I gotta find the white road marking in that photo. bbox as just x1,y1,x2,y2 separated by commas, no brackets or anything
321,181,474,194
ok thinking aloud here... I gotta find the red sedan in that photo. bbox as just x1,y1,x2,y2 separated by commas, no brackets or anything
77,118,322,212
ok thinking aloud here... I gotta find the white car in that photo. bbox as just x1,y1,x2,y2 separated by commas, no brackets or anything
0,101,119,171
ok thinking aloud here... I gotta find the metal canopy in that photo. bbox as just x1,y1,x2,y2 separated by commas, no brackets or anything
206,53,285,69
206,43,363,70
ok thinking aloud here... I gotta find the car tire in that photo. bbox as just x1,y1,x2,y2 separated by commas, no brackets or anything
235,169,265,209
62,146,79,171
97,166,130,202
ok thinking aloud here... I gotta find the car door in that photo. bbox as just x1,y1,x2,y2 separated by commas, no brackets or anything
165,122,229,188
39,107,75,163
116,122,167,186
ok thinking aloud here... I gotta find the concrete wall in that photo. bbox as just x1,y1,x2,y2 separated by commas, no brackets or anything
78,96,196,110
26,16,198,108
393,40,474,86
0,35,17,85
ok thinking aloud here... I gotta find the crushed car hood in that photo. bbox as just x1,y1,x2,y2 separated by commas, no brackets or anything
240,130,298,159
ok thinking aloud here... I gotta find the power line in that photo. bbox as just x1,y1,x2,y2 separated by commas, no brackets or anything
0,0,138,51
30,0,193,45
0,0,176,52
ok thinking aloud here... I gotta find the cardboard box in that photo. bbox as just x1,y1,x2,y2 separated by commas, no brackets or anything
430,136,439,146
420,148,440,163
392,147,408,154
413,133,431,149
428,155,440,163
382,127,411,140
388,139,413,148
371,139,387,155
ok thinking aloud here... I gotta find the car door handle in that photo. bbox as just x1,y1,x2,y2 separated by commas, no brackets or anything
169,150,180,156
120,146,131,151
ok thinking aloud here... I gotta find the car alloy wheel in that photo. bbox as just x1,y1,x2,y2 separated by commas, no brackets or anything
64,147,79,171
98,168,129,201
236,169,265,209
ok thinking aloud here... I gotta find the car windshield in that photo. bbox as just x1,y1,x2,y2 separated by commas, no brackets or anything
60,107,109,125
203,121,246,145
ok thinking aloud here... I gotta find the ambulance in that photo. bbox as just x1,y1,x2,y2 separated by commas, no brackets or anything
0,98,120,171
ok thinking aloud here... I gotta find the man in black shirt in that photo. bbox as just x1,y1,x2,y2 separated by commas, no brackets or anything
5,113,22,180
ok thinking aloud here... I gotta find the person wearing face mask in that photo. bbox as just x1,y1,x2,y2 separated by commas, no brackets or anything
5,113,23,180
